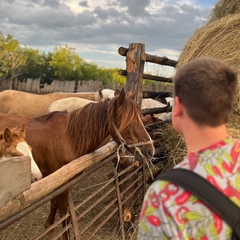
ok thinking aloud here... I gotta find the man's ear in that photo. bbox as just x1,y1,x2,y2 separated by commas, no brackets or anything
172,96,183,117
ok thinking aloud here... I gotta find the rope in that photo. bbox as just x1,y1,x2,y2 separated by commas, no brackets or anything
112,123,155,176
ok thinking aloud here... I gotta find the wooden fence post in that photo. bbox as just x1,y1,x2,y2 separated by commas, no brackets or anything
120,43,146,107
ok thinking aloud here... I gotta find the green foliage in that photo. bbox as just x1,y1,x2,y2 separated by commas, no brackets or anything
0,32,28,82
19,50,55,84
0,32,126,87
49,45,83,81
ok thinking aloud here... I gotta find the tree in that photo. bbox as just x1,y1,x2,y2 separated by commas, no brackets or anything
49,45,83,81
0,32,28,88
19,50,55,84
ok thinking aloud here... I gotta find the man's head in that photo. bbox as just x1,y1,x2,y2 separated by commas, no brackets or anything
173,57,237,128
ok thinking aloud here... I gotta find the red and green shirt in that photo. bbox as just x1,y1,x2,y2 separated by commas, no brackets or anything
138,137,240,240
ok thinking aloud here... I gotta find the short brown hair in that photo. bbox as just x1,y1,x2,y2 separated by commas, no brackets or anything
173,57,237,126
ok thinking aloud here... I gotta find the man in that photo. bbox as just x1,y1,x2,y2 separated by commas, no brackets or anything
138,57,240,239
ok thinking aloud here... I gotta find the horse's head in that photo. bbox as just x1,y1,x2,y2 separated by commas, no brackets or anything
0,124,42,182
107,89,155,163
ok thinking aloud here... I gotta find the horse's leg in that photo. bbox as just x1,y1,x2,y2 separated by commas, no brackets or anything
56,190,71,240
45,197,58,238
45,191,70,240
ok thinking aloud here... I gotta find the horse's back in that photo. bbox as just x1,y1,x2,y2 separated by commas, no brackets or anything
0,90,97,117
0,112,30,129
48,97,94,113
0,90,52,117
52,92,97,101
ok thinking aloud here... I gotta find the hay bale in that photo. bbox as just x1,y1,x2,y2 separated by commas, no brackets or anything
147,122,186,170
161,13,240,170
209,0,240,23
177,14,240,114
177,14,240,71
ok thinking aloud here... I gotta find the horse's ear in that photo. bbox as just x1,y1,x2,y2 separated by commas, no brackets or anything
3,127,11,143
114,89,121,96
98,89,103,102
117,88,126,104
20,124,26,138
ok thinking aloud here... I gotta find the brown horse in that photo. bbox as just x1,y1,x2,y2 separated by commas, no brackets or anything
0,89,154,239
0,89,103,118
0,125,42,182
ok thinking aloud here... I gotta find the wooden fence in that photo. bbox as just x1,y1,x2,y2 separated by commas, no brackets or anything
0,77,172,94
0,43,176,240
0,142,151,240
0,78,103,93
0,51,174,94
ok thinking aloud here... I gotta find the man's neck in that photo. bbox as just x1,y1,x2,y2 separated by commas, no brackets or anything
183,123,229,153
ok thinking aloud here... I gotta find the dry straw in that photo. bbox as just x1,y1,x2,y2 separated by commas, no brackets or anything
164,8,240,167
177,13,240,115
208,0,240,22
147,122,187,171
177,14,240,73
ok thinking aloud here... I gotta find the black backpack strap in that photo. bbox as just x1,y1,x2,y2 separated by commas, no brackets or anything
156,168,240,239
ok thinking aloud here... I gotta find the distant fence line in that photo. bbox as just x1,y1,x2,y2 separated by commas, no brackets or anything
0,77,173,93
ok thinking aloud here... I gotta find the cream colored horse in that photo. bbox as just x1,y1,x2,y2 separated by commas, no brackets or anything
0,90,102,118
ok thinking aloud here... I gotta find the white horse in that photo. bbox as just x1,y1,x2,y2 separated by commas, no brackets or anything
100,89,173,121
48,97,95,113
48,88,173,121
48,89,121,113
101,89,118,100
141,97,173,121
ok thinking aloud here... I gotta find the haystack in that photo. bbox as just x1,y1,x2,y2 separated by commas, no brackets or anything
177,14,240,76
164,3,240,167
208,0,240,22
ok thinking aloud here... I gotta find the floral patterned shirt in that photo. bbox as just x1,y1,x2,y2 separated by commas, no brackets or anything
138,137,240,240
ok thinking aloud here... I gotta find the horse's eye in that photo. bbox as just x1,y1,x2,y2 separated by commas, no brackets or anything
11,153,22,157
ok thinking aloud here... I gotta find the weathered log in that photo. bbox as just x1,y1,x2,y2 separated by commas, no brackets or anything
145,120,171,131
118,69,173,83
118,46,178,67
141,103,172,116
142,91,172,99
123,43,145,107
0,141,118,222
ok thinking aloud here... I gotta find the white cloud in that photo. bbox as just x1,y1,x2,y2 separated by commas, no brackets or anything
0,0,215,71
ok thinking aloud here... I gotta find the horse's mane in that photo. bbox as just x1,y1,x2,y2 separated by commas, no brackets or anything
107,94,142,133
66,100,110,156
66,94,142,156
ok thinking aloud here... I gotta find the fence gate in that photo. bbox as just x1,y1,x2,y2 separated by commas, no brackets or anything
0,153,148,240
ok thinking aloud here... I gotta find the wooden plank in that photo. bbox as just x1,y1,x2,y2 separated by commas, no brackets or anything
0,156,31,209
0,141,118,222
118,46,178,67
118,69,173,83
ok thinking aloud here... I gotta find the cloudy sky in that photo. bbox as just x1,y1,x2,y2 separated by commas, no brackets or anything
0,0,218,75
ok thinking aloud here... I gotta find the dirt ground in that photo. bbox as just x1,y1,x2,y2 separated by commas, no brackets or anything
0,160,154,240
